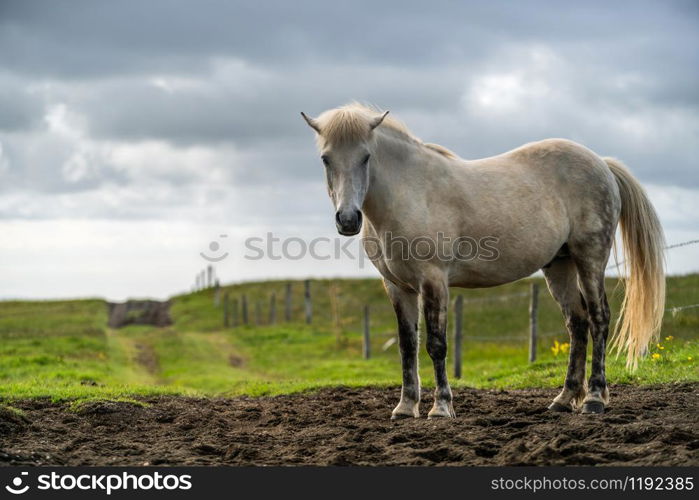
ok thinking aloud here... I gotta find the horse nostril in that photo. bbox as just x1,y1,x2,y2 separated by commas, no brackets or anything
335,209,362,233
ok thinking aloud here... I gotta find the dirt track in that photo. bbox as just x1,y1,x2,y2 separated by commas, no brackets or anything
1,384,697,466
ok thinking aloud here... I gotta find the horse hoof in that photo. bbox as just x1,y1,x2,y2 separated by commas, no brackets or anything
427,404,456,419
581,401,605,414
391,402,419,420
548,402,572,413
427,412,454,419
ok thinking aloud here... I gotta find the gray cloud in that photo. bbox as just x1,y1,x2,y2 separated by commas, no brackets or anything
0,73,43,132
0,0,697,221
1,1,696,75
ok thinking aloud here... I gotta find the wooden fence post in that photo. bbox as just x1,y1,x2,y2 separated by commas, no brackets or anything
529,283,539,363
329,283,343,346
223,292,230,328
304,279,312,324
207,265,213,288
453,295,463,379
363,305,371,360
232,298,239,327
269,293,276,324
255,301,261,326
242,294,249,325
285,283,292,321
214,279,221,306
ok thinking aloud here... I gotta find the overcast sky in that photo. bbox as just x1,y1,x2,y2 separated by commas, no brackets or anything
1,0,698,300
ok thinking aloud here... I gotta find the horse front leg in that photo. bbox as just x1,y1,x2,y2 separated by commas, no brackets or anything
385,280,420,420
421,278,455,419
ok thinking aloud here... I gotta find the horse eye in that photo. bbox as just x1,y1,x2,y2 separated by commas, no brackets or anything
321,155,330,167
361,154,370,165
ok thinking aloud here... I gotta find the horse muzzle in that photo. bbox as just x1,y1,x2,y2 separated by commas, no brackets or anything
335,209,363,236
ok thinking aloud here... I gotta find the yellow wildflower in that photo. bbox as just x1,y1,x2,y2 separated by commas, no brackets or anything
651,353,661,360
551,340,570,357
551,340,560,356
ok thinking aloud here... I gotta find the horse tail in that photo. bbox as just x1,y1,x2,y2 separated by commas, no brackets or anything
604,157,666,369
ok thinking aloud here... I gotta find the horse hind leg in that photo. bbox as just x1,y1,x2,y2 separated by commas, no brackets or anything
574,257,611,414
543,257,589,412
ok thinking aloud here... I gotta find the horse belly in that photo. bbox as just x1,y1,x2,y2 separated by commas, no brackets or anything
447,210,568,288
448,257,549,288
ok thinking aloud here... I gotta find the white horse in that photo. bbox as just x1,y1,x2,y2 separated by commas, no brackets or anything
302,103,665,418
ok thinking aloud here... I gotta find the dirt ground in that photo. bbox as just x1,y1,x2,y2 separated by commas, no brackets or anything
1,384,697,466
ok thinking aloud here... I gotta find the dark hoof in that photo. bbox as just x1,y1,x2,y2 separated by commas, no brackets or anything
547,402,572,413
581,401,605,414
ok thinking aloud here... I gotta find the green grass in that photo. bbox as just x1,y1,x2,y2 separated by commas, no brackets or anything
0,275,697,401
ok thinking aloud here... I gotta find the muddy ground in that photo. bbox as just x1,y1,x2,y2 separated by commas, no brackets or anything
1,384,697,466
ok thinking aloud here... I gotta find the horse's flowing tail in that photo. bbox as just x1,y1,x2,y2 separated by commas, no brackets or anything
604,157,666,369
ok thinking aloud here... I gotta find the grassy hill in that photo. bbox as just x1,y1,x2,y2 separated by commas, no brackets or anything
1,275,697,401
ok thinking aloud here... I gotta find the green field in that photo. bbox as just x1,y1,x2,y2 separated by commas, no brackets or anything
1,275,697,402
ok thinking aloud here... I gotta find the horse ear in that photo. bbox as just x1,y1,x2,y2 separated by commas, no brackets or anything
370,110,389,130
300,112,321,133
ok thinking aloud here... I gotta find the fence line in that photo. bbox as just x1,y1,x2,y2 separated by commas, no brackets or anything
465,330,567,342
207,236,697,365
667,303,699,314
665,239,699,251
606,238,699,271
528,283,539,362
212,280,698,369
462,291,530,304
215,287,697,343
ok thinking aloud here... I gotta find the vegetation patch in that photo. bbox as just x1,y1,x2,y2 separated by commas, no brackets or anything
0,276,697,400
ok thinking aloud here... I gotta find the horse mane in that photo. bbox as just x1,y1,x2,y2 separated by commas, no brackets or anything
315,102,458,159
424,143,458,159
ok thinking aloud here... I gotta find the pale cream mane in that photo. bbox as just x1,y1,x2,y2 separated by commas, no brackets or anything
315,102,458,159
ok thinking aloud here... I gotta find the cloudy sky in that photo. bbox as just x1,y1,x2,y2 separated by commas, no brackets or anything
1,0,697,300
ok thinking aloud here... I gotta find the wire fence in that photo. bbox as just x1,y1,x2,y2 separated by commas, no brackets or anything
203,238,698,371
606,239,699,271
462,239,699,346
